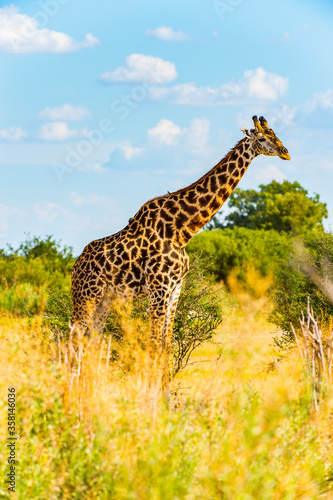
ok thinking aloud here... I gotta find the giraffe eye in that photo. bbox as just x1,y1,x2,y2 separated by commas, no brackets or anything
258,137,266,143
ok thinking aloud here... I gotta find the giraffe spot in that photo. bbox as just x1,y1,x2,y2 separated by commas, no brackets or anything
141,248,148,260
202,176,210,190
169,206,179,215
218,173,228,184
227,162,237,174
199,195,211,207
126,240,135,249
114,273,123,286
131,247,138,259
175,212,188,230
91,262,102,273
196,184,206,194
160,209,173,222
156,220,165,238
180,200,197,215
132,265,142,280
114,256,122,266
162,241,171,253
185,191,198,204
243,151,250,159
152,262,161,273
116,242,124,254
182,229,192,242
201,210,209,218
188,220,200,232
122,261,130,272
210,176,218,193
165,223,174,239
238,157,244,168
164,199,175,210
209,198,220,212
148,201,158,210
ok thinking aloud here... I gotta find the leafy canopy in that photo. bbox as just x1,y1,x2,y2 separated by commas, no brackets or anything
207,180,327,234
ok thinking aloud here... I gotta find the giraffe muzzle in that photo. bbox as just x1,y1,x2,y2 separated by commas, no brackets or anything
279,148,290,160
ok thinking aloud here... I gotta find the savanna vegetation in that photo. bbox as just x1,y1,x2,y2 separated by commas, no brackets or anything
1,180,333,499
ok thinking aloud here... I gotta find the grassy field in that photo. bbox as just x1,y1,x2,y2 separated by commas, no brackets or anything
0,278,333,499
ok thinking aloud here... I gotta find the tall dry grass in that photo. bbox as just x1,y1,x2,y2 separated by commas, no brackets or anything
0,278,333,499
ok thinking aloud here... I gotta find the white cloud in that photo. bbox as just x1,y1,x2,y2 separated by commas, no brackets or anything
304,89,333,114
39,122,83,141
118,141,145,160
39,104,90,122
145,26,189,41
0,126,27,141
0,6,99,54
147,117,210,153
244,67,288,100
100,53,177,84
148,119,182,145
149,67,288,105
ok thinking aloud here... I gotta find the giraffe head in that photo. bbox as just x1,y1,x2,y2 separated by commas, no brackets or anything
241,115,290,160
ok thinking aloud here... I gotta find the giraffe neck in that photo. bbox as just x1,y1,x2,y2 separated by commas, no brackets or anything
169,137,258,246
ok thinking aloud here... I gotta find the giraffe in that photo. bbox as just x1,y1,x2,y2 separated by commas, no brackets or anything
71,115,290,384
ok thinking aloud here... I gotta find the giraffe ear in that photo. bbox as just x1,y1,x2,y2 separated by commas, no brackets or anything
241,128,253,138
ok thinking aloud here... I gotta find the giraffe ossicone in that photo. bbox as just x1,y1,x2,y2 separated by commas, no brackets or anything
71,115,290,385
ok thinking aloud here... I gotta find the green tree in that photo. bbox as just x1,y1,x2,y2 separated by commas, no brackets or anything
187,227,291,283
207,180,327,235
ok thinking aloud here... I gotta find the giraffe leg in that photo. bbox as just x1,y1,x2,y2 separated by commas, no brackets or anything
71,300,97,339
148,280,184,392
148,290,171,389
89,289,114,336
71,281,107,338
160,280,184,387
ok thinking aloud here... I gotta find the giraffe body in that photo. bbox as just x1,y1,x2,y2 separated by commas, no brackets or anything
71,116,290,381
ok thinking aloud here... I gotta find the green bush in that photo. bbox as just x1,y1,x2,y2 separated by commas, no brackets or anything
187,227,291,283
0,235,74,291
270,231,333,338
172,256,223,375
0,235,75,316
0,283,48,316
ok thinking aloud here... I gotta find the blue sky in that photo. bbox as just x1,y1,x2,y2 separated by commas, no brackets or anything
1,0,333,254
